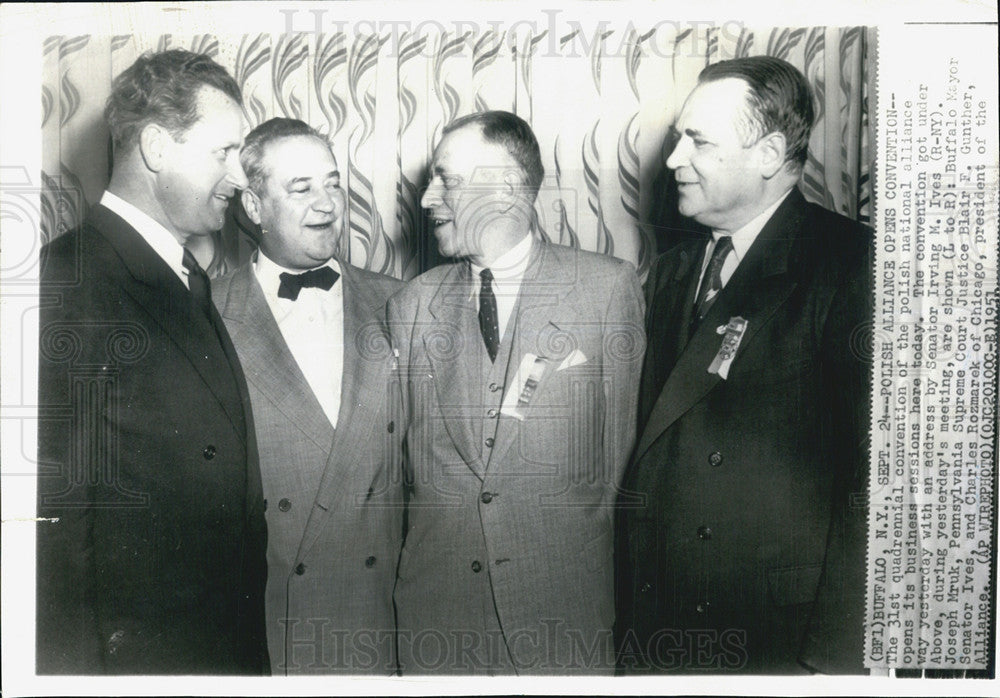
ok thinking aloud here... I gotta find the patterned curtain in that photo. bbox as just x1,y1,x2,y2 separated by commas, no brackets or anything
41,25,873,280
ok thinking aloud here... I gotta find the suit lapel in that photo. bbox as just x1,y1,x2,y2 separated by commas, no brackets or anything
297,263,397,560
219,262,335,452
633,191,807,462
422,263,487,478
637,240,704,432
92,205,246,437
487,241,577,470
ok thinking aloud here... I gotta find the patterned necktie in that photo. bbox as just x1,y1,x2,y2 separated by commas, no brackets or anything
182,247,214,320
277,266,340,301
478,268,500,362
691,235,734,330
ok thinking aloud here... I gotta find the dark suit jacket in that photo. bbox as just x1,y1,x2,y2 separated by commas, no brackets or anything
388,240,645,674
617,188,872,674
213,259,404,675
37,204,268,674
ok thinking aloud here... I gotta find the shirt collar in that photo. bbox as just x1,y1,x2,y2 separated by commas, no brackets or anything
253,250,342,299
712,189,792,263
470,233,533,283
100,191,187,280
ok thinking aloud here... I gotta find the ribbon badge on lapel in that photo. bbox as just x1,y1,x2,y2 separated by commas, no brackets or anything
708,316,748,380
500,353,550,421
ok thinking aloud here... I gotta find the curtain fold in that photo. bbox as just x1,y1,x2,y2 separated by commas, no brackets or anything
41,25,873,280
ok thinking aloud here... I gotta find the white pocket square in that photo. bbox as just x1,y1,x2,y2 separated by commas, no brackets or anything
557,349,587,371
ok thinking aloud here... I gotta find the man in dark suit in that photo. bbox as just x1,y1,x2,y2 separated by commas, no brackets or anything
212,118,404,674
37,50,268,674
617,56,872,674
389,111,644,674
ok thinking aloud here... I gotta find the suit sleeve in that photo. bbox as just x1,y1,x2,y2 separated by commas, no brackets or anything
799,235,873,674
602,262,646,505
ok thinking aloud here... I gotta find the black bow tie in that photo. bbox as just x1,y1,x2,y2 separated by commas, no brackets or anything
277,266,339,300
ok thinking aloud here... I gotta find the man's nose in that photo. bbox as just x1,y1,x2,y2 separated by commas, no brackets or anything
329,188,346,220
421,179,442,209
312,186,336,214
227,152,249,190
665,137,689,171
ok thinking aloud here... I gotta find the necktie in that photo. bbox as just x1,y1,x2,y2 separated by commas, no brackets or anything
691,235,734,331
277,266,339,301
478,268,500,362
182,247,214,320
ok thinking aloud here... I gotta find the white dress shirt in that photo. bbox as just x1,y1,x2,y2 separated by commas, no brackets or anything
470,233,534,342
695,190,793,298
100,191,189,288
254,252,345,428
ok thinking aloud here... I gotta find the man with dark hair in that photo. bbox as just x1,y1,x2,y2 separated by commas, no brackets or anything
37,49,268,674
212,117,404,674
388,110,645,674
616,55,872,673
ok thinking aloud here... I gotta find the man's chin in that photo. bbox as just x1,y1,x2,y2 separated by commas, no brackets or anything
675,199,700,221
433,226,458,257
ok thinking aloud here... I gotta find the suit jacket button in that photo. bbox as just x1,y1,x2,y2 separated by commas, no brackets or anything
640,582,652,593
480,492,493,504
696,601,709,613
295,562,306,575
708,451,723,467
365,556,376,568
697,526,712,540
487,408,498,418
387,420,395,433
485,437,494,448
488,382,502,392
278,498,292,512
471,560,482,573
203,445,216,460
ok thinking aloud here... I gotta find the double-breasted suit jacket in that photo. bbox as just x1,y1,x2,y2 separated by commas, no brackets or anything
617,188,873,673
388,239,645,674
212,259,404,675
37,204,268,674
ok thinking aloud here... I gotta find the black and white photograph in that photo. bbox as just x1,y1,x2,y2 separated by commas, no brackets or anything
1,1,996,695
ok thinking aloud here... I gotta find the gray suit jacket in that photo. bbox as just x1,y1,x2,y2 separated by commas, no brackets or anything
213,258,404,675
388,240,645,675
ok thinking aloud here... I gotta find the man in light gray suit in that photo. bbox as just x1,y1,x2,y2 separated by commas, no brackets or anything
388,111,645,674
212,118,404,675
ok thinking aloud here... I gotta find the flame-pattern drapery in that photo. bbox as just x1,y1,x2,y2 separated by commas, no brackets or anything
41,25,873,280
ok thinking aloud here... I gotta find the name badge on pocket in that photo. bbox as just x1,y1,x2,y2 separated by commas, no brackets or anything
500,353,549,421
708,316,747,380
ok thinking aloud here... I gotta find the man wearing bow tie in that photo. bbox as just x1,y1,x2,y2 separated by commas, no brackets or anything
388,111,645,674
616,57,872,673
212,118,404,674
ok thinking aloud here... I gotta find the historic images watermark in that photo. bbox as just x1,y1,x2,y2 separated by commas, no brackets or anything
279,8,746,60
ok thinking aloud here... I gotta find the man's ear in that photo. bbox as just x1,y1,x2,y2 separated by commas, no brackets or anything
498,170,522,213
138,123,170,173
241,189,262,226
757,131,789,179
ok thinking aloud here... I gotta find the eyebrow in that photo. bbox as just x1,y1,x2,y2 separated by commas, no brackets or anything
286,171,340,186
669,125,706,139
